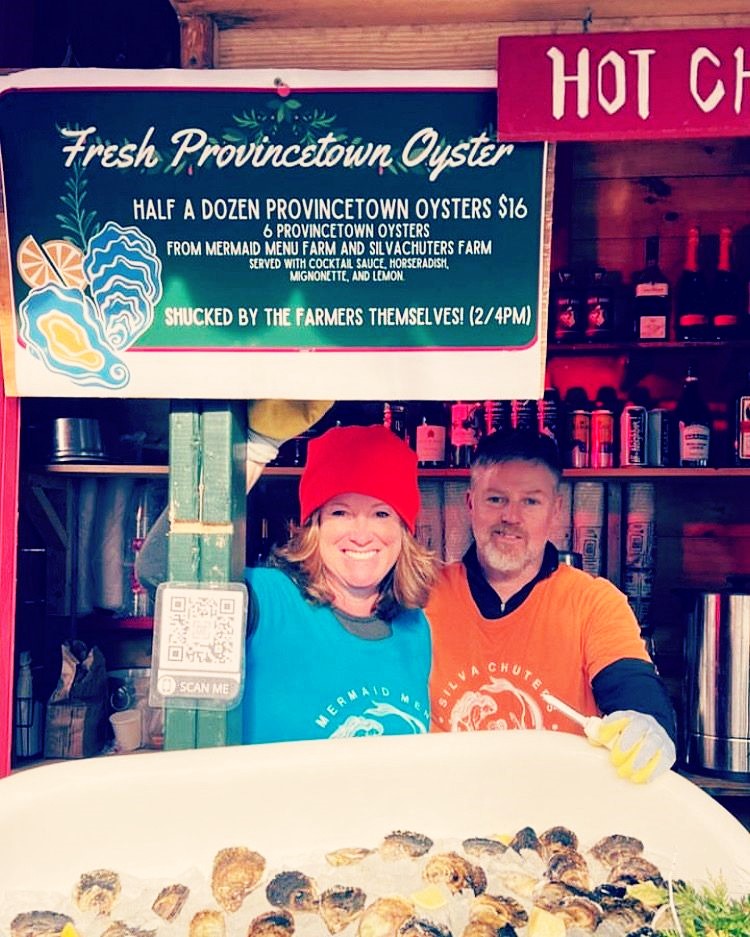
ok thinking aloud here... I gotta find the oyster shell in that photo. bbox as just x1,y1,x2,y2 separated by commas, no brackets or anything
266,871,319,912
423,853,486,896
398,918,452,937
545,850,591,892
326,848,372,867
461,838,507,859
533,881,585,911
358,897,415,937
319,886,367,934
590,835,644,867
211,847,265,913
10,912,74,937
189,910,225,937
247,910,295,937
538,827,578,862
100,924,156,937
608,856,663,887
380,832,434,861
598,895,650,931
73,869,121,916
556,896,602,931
509,827,541,855
469,893,528,928
151,884,189,922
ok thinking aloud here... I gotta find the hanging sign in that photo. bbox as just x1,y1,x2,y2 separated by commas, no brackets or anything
498,27,750,141
0,69,549,400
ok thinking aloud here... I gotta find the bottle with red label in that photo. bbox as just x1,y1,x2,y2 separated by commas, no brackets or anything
449,401,481,467
549,267,583,343
584,267,615,342
732,369,750,466
414,402,448,467
632,236,671,341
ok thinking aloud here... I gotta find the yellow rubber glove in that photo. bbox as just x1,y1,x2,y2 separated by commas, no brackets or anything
590,710,676,784
246,399,333,490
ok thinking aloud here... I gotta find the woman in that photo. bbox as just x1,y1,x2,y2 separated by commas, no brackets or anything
242,424,438,743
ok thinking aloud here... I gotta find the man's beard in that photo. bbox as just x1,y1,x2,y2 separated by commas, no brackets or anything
478,529,532,576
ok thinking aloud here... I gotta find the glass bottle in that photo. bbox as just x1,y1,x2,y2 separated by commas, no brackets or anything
383,402,409,442
676,362,711,467
712,226,746,341
584,266,615,342
414,402,447,467
632,236,671,341
449,401,481,467
675,226,709,341
538,387,562,445
549,267,583,343
731,369,750,466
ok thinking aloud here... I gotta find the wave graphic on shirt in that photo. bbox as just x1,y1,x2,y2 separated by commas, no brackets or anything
330,703,427,738
449,677,544,732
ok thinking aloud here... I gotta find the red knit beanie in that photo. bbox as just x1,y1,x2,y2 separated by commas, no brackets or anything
299,425,420,533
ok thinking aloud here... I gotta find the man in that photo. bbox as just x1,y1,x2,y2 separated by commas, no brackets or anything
426,429,677,783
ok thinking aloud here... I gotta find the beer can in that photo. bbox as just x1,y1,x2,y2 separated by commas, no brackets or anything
511,399,538,432
567,410,590,468
484,400,511,436
647,408,673,467
590,409,615,468
620,405,648,466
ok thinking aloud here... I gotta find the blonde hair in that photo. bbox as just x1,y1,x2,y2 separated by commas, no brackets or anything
271,512,439,621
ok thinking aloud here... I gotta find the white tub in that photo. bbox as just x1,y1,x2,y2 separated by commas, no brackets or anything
1,731,749,895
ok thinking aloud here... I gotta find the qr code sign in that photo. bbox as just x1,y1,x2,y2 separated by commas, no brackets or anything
164,593,239,667
154,584,247,702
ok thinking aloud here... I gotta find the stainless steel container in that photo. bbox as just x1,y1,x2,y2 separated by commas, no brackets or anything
684,588,750,777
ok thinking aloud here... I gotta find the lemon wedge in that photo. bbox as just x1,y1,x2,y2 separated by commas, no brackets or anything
626,881,668,907
527,907,566,937
411,884,449,910
60,924,81,937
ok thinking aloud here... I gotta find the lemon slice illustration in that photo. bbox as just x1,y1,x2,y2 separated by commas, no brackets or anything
16,234,64,289
16,235,87,290
42,239,88,289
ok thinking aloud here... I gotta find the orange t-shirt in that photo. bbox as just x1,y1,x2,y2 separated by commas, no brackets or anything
426,562,651,735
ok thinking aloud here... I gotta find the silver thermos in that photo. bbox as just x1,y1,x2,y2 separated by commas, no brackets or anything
683,584,750,778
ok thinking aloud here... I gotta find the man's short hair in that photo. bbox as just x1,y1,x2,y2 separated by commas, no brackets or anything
471,429,563,484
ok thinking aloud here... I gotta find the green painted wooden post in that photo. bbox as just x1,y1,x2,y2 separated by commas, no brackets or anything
164,400,247,750
197,402,246,748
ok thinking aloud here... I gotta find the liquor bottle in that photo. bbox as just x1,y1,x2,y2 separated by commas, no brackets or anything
538,387,562,445
483,400,511,436
449,401,481,467
676,362,711,467
731,369,750,466
414,402,447,467
512,399,538,432
383,402,409,442
711,226,746,341
675,226,709,341
549,267,583,343
632,236,671,341
584,267,615,342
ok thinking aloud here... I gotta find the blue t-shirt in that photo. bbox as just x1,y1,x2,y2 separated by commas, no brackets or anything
241,567,431,743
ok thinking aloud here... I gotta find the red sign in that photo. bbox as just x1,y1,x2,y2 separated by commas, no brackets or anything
498,28,750,141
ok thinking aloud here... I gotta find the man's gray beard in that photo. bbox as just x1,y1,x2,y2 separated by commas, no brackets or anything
478,539,532,576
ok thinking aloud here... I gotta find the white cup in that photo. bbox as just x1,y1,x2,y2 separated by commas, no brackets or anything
110,709,142,753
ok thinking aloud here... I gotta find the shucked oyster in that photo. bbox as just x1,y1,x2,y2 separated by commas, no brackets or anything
608,856,663,887
319,886,367,934
247,910,295,937
152,884,190,922
211,847,265,913
266,871,319,912
598,895,651,931
358,897,415,937
398,919,452,937
380,832,434,861
10,912,74,937
533,881,587,912
556,896,603,931
73,869,122,916
423,853,486,896
189,910,225,937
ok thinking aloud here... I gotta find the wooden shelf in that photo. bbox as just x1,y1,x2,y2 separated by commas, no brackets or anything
30,465,750,480
548,340,750,354
678,769,750,798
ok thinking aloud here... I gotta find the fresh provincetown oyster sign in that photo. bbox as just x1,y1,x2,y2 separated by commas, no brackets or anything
0,69,550,400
